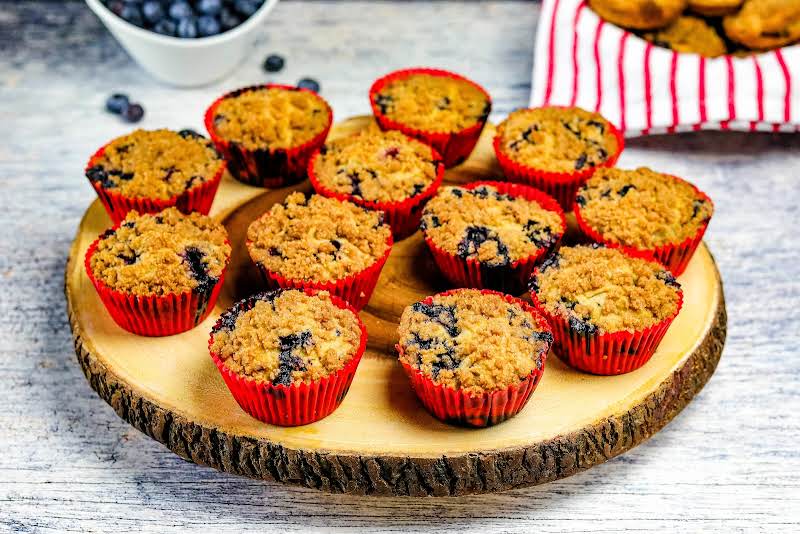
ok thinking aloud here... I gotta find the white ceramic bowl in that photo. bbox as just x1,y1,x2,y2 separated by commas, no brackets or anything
86,0,279,87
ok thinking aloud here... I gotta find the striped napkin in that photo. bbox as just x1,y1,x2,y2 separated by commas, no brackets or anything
530,0,800,136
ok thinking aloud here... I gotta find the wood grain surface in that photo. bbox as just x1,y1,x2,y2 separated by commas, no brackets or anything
2,0,799,532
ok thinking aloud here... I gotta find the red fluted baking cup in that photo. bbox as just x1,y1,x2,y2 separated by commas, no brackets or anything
246,232,393,311
84,233,228,337
85,144,225,225
396,289,552,427
369,68,491,168
307,144,445,239
204,84,333,188
529,267,684,375
493,110,625,211
208,289,368,426
573,177,713,277
421,181,566,295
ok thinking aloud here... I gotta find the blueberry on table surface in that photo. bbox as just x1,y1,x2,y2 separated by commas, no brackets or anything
197,0,223,16
197,15,221,37
168,1,194,20
297,78,321,93
141,1,164,24
263,54,285,73
105,93,129,114
176,17,198,38
122,103,145,123
153,19,177,36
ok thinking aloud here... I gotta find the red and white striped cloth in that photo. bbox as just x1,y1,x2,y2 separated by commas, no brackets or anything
531,0,800,136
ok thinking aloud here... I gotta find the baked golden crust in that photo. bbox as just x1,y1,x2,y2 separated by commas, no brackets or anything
643,16,728,57
576,167,713,250
496,107,619,174
688,0,742,16
373,73,490,133
723,0,800,50
86,129,222,200
210,290,361,385
312,127,439,203
247,193,392,282
212,87,330,150
589,0,688,30
421,185,564,266
532,245,681,333
398,289,551,395
89,208,230,296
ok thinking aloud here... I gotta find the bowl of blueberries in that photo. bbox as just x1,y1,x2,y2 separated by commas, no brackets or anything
87,0,279,86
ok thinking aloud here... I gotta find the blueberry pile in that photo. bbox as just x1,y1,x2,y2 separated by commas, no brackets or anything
101,0,266,38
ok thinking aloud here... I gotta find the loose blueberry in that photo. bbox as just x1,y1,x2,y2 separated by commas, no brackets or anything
105,93,130,114
142,1,164,24
153,19,177,36
106,1,126,16
263,54,285,72
196,0,222,15
297,77,321,93
176,17,198,38
197,15,220,36
168,1,194,20
234,0,260,17
122,103,145,123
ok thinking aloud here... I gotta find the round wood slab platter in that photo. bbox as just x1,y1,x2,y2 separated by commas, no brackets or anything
66,116,727,496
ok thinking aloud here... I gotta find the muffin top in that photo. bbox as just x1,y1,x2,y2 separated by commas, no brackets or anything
576,167,713,249
531,245,682,334
398,289,552,395
210,290,362,385
496,107,620,173
420,184,565,267
89,207,230,296
211,86,330,150
247,193,392,282
373,72,490,133
588,0,688,30
643,16,728,57
723,0,800,50
312,128,441,203
688,0,742,17
85,129,223,200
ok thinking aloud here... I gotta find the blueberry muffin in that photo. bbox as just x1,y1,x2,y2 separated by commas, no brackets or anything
398,289,552,397
531,245,681,335
86,128,223,200
210,289,363,386
371,72,490,134
496,107,621,174
210,86,330,150
422,184,564,268
89,207,230,296
689,0,742,16
588,0,688,30
723,0,800,50
575,167,713,250
311,128,441,204
644,16,728,57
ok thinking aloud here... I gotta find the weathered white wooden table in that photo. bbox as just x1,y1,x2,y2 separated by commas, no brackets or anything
1,1,798,532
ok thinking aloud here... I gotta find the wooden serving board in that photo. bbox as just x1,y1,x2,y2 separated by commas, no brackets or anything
66,117,727,496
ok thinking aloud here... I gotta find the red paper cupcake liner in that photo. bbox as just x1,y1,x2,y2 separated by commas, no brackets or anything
86,144,225,225
246,232,393,311
422,181,566,295
84,234,228,337
208,289,368,426
204,84,333,188
573,177,713,276
369,68,492,168
307,144,445,239
493,108,625,211
529,267,684,375
396,289,552,427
